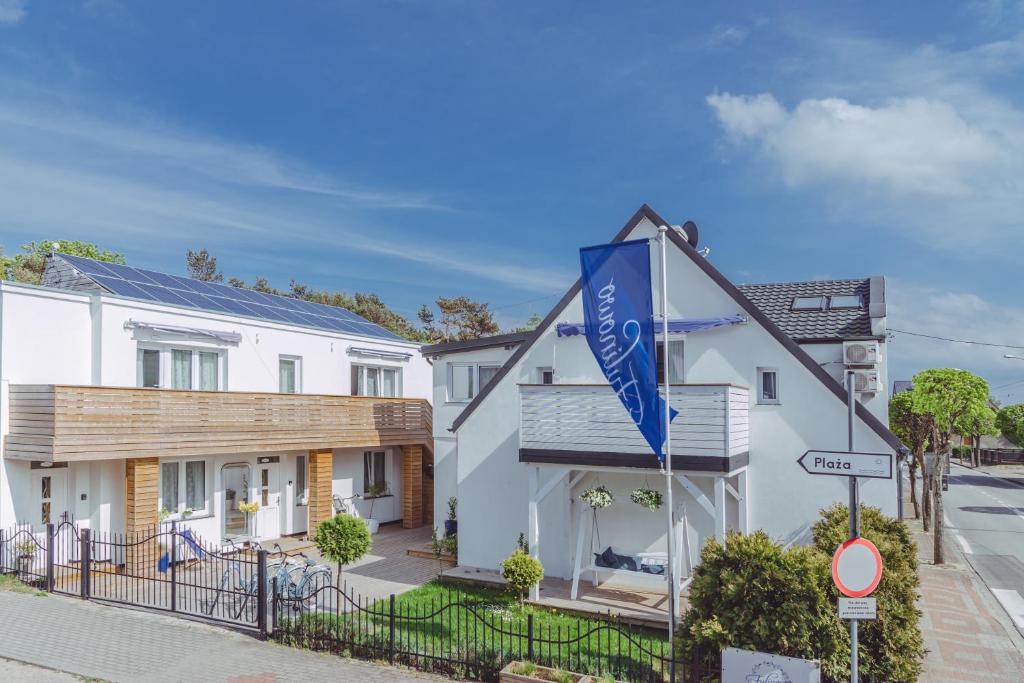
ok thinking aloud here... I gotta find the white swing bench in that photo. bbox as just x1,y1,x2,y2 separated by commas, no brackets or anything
569,503,690,600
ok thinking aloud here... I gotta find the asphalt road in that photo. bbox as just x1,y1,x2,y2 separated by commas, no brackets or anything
944,463,1024,633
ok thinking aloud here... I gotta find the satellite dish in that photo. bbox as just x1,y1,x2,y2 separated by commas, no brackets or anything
681,221,699,248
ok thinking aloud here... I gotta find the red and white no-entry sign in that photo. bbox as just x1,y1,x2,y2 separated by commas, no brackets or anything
832,538,883,598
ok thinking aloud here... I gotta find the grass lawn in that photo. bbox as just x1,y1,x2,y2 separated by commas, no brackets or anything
0,573,46,595
276,580,673,682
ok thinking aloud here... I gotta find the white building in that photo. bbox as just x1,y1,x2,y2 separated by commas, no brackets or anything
0,253,434,546
424,205,903,600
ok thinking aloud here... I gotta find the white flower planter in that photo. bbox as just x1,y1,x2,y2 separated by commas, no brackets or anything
365,518,380,534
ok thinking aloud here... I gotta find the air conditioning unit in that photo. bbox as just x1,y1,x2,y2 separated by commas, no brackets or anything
851,369,881,394
843,340,880,366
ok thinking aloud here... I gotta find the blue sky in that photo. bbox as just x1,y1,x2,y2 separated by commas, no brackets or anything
2,1,1023,400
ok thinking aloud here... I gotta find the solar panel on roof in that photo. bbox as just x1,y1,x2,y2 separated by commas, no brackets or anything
55,254,405,341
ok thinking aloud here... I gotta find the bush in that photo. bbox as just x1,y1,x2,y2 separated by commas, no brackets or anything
952,445,972,460
500,549,543,605
314,513,371,578
677,531,848,680
813,504,924,682
997,403,1024,446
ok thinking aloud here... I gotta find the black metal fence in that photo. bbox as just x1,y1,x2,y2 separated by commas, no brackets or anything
273,584,705,682
0,520,266,631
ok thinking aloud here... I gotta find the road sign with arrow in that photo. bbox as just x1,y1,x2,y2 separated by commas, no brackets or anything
797,450,893,480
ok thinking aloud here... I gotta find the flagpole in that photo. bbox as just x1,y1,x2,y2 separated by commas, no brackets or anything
658,226,677,641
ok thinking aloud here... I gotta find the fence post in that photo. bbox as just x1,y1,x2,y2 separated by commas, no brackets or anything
170,521,177,612
45,523,55,593
527,613,535,662
256,549,268,637
389,594,396,665
0,528,5,573
79,528,91,600
270,577,278,637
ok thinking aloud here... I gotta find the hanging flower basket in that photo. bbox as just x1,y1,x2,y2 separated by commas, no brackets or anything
580,485,614,509
630,487,663,510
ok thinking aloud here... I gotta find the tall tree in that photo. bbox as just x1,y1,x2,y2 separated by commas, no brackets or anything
889,391,931,519
420,296,499,342
185,248,223,282
996,404,1024,447
2,240,126,285
911,368,990,564
955,403,998,467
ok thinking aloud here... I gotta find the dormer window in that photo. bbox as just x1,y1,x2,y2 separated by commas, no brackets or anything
791,296,826,311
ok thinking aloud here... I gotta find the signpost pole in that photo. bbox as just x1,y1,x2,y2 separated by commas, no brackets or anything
658,227,677,644
847,370,859,683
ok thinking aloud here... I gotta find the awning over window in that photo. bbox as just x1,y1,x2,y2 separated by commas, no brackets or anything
347,346,413,361
556,314,747,337
124,320,242,344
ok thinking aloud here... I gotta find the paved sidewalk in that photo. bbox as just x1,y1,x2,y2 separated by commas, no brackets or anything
0,591,447,683
905,501,1024,681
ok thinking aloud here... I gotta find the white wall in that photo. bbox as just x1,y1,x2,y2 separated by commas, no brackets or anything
332,446,404,524
455,216,899,577
800,341,889,424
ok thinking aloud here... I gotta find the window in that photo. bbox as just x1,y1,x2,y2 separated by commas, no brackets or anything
363,451,386,495
539,367,554,385
791,296,826,311
479,365,500,390
139,349,161,388
295,455,307,506
185,461,205,511
279,356,300,393
758,367,780,405
171,349,192,389
161,462,180,513
655,340,685,384
198,352,218,391
351,364,400,397
447,364,475,402
41,475,52,525
261,468,270,507
829,295,863,310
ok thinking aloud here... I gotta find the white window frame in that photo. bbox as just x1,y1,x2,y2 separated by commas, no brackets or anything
295,454,307,506
655,339,685,385
279,355,302,394
158,458,211,519
757,367,780,405
537,366,554,385
137,343,225,391
351,363,402,397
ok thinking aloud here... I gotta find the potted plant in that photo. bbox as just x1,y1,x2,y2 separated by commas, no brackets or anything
238,500,260,538
498,661,592,682
444,496,458,537
314,512,371,584
15,539,36,580
580,485,613,509
501,547,543,606
364,483,386,534
629,487,662,510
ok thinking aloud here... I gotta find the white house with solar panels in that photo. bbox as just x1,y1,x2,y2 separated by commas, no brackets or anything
0,253,434,546
424,205,905,607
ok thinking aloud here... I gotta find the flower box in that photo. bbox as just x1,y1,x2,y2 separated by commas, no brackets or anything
499,661,599,683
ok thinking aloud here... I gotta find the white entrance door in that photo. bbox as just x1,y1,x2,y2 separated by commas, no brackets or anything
32,468,68,529
256,458,281,540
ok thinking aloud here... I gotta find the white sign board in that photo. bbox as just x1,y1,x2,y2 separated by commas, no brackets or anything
797,450,893,479
839,597,877,620
722,647,820,683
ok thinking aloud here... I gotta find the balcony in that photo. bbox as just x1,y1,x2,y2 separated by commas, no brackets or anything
519,383,749,473
4,385,433,462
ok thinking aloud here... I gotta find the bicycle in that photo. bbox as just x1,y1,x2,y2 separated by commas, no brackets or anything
332,492,361,516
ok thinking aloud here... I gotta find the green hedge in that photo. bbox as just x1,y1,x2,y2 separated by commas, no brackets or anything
677,506,924,682
952,445,972,459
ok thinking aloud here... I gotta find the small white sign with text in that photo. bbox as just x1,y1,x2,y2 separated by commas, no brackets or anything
721,647,821,683
838,597,877,620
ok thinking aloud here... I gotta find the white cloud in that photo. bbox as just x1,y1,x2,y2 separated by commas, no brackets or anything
0,0,26,25
708,24,749,48
707,93,1001,195
887,280,1024,403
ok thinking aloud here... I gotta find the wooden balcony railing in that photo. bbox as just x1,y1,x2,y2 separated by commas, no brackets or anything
4,385,433,462
519,383,749,472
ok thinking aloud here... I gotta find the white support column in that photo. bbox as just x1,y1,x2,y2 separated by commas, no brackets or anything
528,466,540,600
737,469,749,534
714,476,727,542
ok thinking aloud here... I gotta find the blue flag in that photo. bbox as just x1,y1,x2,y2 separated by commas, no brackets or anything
580,239,678,461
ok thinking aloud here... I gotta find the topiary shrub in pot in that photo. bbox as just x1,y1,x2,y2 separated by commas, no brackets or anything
444,496,458,537
314,512,371,584
501,548,544,606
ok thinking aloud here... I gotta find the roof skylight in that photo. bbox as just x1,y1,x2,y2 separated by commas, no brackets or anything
791,296,826,311
829,295,863,310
